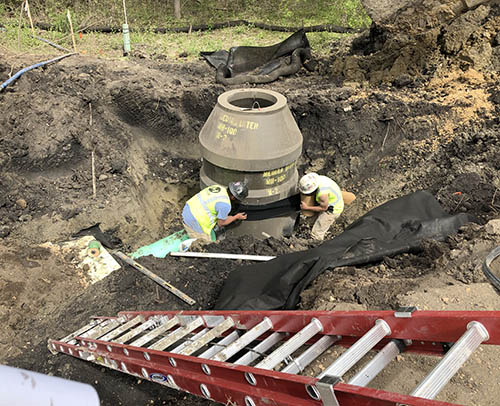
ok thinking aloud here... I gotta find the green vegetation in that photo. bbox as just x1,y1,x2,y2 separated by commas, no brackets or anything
0,0,370,61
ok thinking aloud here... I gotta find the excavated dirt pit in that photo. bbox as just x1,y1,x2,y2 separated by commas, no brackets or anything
1,6,500,404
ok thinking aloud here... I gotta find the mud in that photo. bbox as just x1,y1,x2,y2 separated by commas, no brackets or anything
1,5,500,405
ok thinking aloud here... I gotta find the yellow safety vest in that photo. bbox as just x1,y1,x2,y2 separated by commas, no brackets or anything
315,176,344,214
186,185,231,235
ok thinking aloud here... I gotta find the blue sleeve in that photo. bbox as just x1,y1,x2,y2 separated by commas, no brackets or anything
214,201,231,220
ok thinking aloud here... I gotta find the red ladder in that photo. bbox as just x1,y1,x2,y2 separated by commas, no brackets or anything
48,309,500,406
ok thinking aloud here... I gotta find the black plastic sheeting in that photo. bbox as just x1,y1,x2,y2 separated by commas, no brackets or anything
201,29,310,77
215,191,474,310
232,194,301,221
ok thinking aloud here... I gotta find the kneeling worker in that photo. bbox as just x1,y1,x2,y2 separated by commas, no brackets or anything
298,172,344,240
182,181,249,243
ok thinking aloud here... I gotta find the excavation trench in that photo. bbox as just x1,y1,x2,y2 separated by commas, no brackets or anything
0,49,499,406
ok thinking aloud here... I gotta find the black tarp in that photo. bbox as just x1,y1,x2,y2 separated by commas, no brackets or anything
215,191,474,310
201,29,310,77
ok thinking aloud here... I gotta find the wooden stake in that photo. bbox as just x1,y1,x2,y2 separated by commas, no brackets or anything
25,0,35,36
66,9,77,52
114,251,196,305
122,0,128,25
91,151,96,198
381,121,391,150
17,1,25,50
89,103,96,198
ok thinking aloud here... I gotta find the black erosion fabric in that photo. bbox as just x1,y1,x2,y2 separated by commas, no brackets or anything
201,29,310,76
233,194,301,221
214,191,473,310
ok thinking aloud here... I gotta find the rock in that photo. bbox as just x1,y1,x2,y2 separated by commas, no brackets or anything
15,198,27,209
99,174,109,181
0,226,10,238
393,74,414,88
19,214,32,222
485,219,500,235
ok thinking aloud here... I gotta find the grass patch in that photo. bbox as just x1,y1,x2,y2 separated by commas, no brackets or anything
0,0,367,61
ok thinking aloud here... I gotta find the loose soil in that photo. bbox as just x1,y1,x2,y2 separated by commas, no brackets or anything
1,4,500,405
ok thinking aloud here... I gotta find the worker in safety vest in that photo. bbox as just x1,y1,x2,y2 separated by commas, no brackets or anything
298,172,344,240
182,181,249,243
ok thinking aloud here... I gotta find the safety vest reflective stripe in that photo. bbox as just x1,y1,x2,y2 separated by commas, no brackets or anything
197,193,216,224
316,177,344,214
187,187,230,235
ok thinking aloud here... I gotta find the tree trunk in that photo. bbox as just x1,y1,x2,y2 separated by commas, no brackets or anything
174,0,181,19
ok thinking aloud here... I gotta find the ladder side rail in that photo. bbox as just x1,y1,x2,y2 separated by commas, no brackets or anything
118,310,500,345
49,338,458,406
410,321,490,400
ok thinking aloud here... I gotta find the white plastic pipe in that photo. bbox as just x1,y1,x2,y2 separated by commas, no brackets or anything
170,251,275,261
0,364,100,406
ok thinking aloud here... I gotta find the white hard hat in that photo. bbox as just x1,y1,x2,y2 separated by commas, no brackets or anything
298,173,319,194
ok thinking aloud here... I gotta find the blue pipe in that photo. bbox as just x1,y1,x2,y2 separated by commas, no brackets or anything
0,53,76,91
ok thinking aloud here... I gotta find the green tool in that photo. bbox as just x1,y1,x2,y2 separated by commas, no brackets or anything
130,229,190,259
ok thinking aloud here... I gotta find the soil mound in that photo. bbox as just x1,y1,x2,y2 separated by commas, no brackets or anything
330,4,500,85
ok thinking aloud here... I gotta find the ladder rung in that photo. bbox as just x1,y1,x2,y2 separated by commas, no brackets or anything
61,319,105,343
234,332,285,366
348,339,406,386
319,319,391,379
179,318,235,356
411,321,489,399
130,316,179,347
281,335,339,374
212,317,273,362
199,331,240,359
171,328,209,353
100,316,145,342
256,318,323,370
113,317,160,344
81,317,126,340
149,317,204,351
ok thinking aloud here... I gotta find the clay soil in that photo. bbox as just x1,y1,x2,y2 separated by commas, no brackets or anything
1,5,500,406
